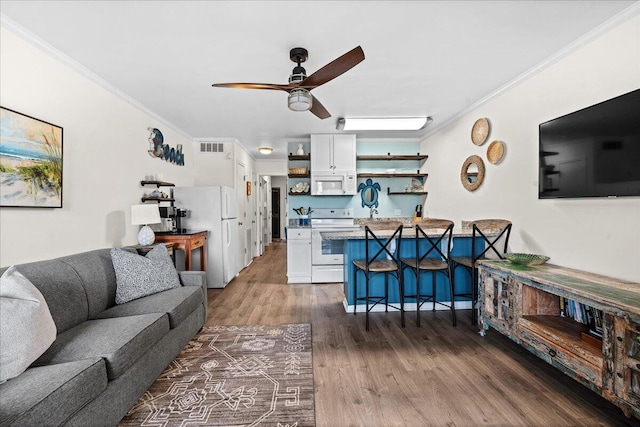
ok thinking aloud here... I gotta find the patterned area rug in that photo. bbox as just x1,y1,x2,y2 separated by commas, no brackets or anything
119,324,315,427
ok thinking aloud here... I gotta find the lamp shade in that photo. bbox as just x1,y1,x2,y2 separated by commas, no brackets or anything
131,204,161,225
288,88,312,112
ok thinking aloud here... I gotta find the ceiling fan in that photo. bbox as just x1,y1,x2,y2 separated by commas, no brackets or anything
212,46,365,119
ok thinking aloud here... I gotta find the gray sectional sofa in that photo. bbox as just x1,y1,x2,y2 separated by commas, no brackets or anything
0,247,207,426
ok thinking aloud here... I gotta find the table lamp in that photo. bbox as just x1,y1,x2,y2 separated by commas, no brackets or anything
131,204,161,246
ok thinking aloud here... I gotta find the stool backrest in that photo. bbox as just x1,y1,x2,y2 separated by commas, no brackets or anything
414,219,454,263
363,222,403,266
471,219,512,262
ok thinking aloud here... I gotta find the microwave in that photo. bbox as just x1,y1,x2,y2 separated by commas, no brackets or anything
311,171,357,195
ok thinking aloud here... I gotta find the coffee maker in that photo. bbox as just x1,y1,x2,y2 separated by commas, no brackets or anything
174,208,187,233
158,206,176,232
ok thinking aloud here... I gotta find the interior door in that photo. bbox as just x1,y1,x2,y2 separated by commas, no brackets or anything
271,187,281,239
251,171,258,258
260,177,268,249
236,161,247,267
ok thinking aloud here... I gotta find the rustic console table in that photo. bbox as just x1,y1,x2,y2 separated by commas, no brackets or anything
154,230,208,271
477,260,640,419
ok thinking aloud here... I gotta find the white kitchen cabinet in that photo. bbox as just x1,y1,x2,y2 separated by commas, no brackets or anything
286,228,312,283
311,134,356,173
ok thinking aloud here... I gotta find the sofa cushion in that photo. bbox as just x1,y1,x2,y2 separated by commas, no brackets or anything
111,245,181,304
95,285,203,329
58,248,120,318
7,260,88,334
33,313,169,380
0,266,57,383
0,358,107,427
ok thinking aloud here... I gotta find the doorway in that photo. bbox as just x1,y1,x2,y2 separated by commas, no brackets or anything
271,187,281,239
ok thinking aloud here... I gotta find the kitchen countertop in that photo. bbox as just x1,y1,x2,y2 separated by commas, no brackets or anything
354,217,416,227
287,224,311,229
321,226,500,240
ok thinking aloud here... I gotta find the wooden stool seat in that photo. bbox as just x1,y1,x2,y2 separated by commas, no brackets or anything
353,258,399,272
449,256,473,268
400,257,449,271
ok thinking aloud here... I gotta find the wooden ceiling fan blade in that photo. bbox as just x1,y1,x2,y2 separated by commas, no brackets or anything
212,82,292,91
300,46,365,89
310,95,331,119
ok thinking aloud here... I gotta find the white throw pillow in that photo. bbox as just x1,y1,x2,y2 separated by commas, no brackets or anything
111,244,181,304
0,266,57,383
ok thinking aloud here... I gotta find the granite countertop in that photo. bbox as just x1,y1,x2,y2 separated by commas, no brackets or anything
354,217,416,227
288,224,311,229
321,228,481,240
287,219,311,229
321,217,502,240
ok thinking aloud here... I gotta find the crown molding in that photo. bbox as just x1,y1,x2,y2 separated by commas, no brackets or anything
420,2,640,142
1,13,193,141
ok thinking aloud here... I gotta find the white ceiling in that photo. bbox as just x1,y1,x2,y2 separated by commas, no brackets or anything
1,1,637,159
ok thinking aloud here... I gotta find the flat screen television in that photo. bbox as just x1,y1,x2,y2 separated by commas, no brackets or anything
538,88,640,199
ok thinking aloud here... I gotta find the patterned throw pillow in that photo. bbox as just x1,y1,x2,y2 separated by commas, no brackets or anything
0,266,57,383
111,244,181,304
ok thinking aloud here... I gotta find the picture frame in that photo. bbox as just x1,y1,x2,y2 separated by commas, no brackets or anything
0,107,63,208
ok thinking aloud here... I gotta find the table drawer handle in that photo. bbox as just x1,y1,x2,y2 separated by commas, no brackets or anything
548,349,557,357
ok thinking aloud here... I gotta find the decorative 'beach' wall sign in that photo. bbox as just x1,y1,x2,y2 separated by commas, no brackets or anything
148,128,184,166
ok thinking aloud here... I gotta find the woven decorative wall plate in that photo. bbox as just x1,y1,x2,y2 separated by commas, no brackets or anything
471,118,490,145
487,140,505,164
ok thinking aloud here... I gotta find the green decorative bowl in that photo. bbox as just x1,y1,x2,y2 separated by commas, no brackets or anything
504,253,550,266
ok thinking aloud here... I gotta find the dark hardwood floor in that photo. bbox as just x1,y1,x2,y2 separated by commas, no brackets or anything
206,240,636,426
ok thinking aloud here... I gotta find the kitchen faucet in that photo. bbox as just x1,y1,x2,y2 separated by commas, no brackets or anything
369,207,378,219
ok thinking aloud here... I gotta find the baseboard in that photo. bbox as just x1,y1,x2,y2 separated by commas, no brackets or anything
342,298,473,313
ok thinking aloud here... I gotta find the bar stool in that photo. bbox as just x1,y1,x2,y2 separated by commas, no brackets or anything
400,219,456,327
352,222,404,331
451,219,512,325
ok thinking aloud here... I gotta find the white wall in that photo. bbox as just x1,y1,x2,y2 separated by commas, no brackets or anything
421,15,640,282
255,159,287,176
192,141,235,187
0,27,195,266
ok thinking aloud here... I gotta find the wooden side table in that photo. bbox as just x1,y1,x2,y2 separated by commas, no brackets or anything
133,242,176,264
154,231,208,271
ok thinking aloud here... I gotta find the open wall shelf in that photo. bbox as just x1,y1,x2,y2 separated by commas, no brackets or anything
358,172,428,178
356,154,427,161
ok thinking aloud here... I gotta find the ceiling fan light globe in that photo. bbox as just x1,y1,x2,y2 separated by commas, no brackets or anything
288,88,312,112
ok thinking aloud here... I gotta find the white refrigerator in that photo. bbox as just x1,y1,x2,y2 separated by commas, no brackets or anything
173,186,240,288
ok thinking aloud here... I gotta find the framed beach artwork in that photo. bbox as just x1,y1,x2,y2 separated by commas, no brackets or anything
0,107,63,208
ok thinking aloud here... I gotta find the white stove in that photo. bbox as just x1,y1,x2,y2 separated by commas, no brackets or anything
311,208,360,283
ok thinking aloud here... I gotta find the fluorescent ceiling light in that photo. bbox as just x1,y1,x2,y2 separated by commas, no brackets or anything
337,117,432,131
258,146,274,155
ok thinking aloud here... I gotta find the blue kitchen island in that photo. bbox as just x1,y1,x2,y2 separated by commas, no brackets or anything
321,226,492,314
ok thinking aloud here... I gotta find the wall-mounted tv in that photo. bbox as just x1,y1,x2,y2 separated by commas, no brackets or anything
539,88,640,199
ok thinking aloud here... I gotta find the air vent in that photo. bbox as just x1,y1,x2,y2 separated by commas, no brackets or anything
200,142,224,153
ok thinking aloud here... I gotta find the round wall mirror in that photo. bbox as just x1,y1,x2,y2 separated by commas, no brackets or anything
461,155,485,191
358,178,381,207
